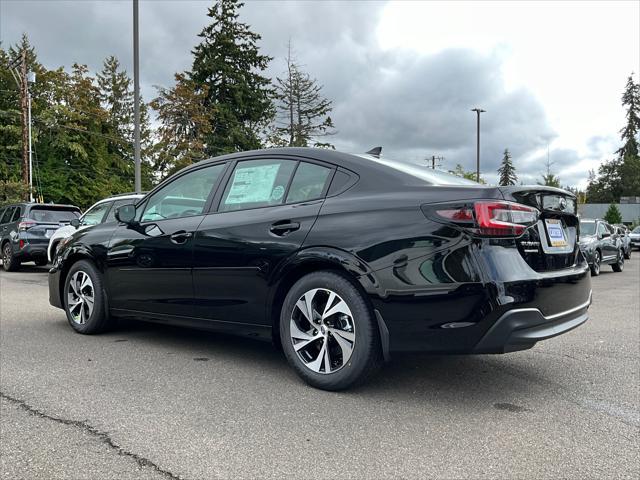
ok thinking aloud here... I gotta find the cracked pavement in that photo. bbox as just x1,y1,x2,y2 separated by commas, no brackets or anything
1,259,639,479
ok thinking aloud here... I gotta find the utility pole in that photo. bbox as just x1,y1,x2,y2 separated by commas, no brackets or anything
133,0,141,193
20,50,29,200
471,108,485,183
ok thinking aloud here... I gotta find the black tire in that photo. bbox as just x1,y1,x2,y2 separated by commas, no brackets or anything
612,250,624,272
623,248,631,260
63,260,113,334
34,258,48,266
280,271,383,391
2,242,20,272
590,250,601,276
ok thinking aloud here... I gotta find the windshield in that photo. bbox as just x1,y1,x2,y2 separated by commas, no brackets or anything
633,226,640,233
355,154,480,186
28,207,80,223
580,221,596,236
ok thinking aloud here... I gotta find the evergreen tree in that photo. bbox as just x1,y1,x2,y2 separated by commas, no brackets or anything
150,73,212,178
587,74,640,202
271,43,335,148
190,0,274,155
604,203,622,224
497,148,517,186
449,164,485,183
96,55,153,190
539,173,561,188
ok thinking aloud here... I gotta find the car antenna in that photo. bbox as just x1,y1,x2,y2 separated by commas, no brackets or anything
365,146,382,158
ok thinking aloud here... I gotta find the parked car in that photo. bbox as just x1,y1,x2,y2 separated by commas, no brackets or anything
49,148,592,390
579,218,625,275
1,203,80,271
613,224,632,259
630,226,640,250
48,193,144,262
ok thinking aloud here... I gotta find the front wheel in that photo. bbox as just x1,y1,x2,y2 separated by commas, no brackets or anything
612,250,624,272
280,271,383,391
64,260,113,334
590,251,601,276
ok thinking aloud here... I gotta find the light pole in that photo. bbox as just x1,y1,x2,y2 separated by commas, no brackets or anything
471,108,485,182
133,0,141,193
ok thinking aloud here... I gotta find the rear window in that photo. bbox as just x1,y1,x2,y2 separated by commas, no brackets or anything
28,207,80,223
355,154,479,186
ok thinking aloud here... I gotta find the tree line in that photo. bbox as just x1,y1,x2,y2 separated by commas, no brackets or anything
0,0,334,208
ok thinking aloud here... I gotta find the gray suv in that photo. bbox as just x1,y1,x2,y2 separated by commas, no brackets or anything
579,218,625,276
0,203,80,271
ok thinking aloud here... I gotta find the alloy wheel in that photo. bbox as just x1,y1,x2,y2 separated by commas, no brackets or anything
2,244,10,266
67,271,95,324
290,288,356,374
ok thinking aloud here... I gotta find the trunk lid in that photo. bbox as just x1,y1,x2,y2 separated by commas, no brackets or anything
23,205,80,242
499,186,580,272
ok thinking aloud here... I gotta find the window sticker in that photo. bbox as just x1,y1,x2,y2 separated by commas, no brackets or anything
271,185,285,201
226,164,280,204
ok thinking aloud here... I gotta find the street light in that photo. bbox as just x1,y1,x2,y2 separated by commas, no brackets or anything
471,108,485,183
133,0,141,193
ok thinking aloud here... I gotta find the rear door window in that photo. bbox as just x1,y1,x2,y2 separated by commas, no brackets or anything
1,207,15,224
285,162,332,203
220,159,297,212
10,206,22,222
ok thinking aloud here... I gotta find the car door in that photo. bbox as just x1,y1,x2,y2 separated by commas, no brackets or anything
192,158,334,324
106,162,227,317
598,222,616,260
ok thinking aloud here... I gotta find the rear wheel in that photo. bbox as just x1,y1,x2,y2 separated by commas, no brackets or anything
590,250,601,276
34,258,48,267
64,260,113,334
623,247,631,260
2,243,20,272
612,250,624,272
280,271,383,391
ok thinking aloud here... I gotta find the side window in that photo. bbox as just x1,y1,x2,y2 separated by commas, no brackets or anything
220,159,296,212
105,199,136,223
81,202,112,226
286,162,332,204
597,223,608,236
1,207,15,224
142,163,225,222
10,206,22,222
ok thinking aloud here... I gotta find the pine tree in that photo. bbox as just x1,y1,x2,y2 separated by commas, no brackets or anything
497,148,517,186
271,43,335,148
190,0,274,156
604,203,623,224
617,75,640,158
150,73,212,178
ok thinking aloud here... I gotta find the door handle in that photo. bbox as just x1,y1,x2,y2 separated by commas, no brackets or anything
170,231,193,244
269,221,300,236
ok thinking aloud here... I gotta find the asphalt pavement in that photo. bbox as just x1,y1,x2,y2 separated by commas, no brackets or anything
1,259,639,479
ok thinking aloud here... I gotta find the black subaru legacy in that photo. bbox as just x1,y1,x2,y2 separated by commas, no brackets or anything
49,148,591,390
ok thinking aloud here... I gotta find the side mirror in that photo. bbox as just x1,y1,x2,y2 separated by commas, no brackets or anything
70,218,80,228
115,204,137,225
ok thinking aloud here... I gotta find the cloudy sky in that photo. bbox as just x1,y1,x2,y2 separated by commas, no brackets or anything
1,0,638,187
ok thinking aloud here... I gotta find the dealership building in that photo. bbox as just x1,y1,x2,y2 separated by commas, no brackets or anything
578,197,640,225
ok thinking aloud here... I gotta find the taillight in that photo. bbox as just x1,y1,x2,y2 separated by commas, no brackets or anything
18,220,36,231
426,200,539,237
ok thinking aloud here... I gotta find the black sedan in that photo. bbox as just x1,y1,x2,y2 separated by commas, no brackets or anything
49,148,592,390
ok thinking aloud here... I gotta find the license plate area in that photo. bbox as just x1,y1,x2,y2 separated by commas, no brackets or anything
545,219,567,247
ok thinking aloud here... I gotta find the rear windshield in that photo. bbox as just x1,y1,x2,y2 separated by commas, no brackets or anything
580,221,596,236
355,154,479,186
28,207,80,223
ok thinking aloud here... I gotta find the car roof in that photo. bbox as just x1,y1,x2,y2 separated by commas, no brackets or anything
93,193,145,205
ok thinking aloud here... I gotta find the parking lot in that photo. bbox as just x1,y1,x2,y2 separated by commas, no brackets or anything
0,260,638,479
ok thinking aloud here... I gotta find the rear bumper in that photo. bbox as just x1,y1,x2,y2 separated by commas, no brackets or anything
14,241,48,261
473,291,591,353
